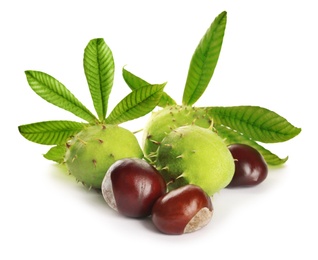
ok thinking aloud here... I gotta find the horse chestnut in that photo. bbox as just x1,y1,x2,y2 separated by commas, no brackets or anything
227,144,268,187
151,184,213,235
101,158,166,218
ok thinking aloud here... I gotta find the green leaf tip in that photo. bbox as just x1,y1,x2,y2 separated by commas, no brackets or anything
207,106,301,143
43,145,66,163
106,83,166,125
84,38,115,121
18,120,86,145
182,10,227,106
122,66,176,107
25,70,97,123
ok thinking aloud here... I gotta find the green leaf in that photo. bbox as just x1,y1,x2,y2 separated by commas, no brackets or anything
214,124,288,166
106,84,166,125
157,92,177,107
122,67,176,107
207,106,301,143
84,38,114,121
122,66,149,91
182,11,227,106
18,120,86,145
25,71,97,123
43,145,66,163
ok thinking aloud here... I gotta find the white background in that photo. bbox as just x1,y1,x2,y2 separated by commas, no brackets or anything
1,0,317,259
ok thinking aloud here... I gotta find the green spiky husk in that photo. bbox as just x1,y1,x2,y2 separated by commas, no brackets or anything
64,124,143,189
142,105,212,162
155,125,235,196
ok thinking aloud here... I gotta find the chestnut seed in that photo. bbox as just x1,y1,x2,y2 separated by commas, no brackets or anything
227,144,268,187
101,158,166,218
151,184,213,235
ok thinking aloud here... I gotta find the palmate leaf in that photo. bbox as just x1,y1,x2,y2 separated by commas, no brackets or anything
106,84,166,125
25,71,97,123
122,67,176,107
84,38,114,121
182,11,227,106
18,120,86,145
207,106,301,143
214,124,288,166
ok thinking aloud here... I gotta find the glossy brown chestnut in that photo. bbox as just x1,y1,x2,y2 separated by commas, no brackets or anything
227,144,268,187
151,184,213,235
101,158,166,218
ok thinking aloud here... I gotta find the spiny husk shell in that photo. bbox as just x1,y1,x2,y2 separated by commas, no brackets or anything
64,124,143,189
142,105,212,162
156,125,234,196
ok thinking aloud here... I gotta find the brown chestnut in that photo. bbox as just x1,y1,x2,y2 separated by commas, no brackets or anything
101,158,166,218
151,184,213,235
227,144,268,187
